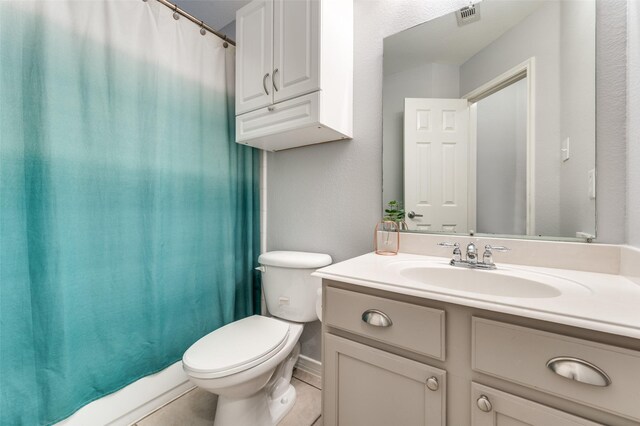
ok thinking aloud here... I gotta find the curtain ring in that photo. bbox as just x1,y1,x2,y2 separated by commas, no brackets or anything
200,21,206,36
173,5,180,20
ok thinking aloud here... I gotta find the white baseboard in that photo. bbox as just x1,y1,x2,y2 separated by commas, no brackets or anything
56,361,194,426
295,355,322,379
56,355,319,426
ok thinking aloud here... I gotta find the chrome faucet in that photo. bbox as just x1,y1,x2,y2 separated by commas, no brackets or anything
438,242,509,270
466,242,478,264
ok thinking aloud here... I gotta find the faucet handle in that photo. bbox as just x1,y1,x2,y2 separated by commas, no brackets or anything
438,242,460,248
438,242,461,262
483,245,509,265
484,245,509,252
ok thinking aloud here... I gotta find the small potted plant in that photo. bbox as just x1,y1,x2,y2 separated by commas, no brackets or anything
375,200,406,255
383,200,408,230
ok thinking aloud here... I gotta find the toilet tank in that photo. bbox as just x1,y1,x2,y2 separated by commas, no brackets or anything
258,251,332,323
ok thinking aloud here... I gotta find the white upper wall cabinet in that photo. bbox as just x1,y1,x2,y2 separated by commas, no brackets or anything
235,0,353,151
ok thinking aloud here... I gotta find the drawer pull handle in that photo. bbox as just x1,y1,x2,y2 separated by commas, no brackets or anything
546,357,611,387
361,309,392,327
477,395,492,412
426,376,439,391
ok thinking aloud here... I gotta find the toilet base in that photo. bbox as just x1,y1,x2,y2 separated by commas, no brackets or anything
214,391,271,426
212,383,297,426
268,383,297,424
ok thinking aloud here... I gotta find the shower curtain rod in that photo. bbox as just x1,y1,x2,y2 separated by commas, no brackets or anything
151,0,236,47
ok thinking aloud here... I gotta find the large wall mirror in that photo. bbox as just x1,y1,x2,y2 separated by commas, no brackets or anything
382,0,596,241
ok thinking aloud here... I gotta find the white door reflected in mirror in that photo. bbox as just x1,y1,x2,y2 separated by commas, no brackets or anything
404,77,530,235
404,98,469,233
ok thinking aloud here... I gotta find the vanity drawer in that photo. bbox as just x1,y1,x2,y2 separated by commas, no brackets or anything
472,317,640,421
325,286,445,360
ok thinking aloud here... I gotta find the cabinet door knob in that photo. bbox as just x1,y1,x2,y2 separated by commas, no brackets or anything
546,357,611,387
263,73,270,95
361,309,392,327
426,376,439,391
477,395,492,412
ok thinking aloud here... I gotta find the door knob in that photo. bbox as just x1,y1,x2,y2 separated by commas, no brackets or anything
407,211,423,219
426,376,439,391
477,395,492,412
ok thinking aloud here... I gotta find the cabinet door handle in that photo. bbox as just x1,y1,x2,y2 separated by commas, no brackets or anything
263,73,270,95
361,309,392,327
546,357,611,387
273,68,279,92
477,395,492,412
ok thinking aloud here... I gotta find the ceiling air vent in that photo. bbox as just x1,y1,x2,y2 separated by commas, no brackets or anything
456,3,481,26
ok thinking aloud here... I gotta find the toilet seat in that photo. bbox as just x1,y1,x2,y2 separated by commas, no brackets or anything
183,315,290,379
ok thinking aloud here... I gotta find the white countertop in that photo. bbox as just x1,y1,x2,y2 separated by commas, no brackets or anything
313,252,640,340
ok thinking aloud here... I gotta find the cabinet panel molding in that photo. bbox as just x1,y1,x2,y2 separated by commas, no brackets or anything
471,383,602,426
325,286,446,361
273,0,320,103
324,334,446,426
236,0,273,115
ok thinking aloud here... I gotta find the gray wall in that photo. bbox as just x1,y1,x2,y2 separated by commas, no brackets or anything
267,0,629,362
558,0,597,238
476,78,527,235
628,0,640,248
382,62,460,206
596,0,627,244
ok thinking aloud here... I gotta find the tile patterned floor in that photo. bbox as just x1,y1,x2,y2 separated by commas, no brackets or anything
135,368,321,426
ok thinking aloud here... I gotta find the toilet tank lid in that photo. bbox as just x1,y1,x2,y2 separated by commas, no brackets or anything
259,251,332,268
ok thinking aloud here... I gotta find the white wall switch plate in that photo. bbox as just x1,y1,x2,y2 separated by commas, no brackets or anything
561,137,570,162
588,168,596,199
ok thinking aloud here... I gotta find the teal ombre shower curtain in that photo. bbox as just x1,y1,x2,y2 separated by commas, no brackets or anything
0,1,260,424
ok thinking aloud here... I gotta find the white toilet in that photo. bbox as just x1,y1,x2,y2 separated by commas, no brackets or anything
182,251,331,426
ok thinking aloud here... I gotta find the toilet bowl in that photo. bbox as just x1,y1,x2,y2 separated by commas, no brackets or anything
182,251,331,426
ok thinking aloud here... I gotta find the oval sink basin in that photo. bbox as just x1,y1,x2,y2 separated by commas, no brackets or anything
400,266,560,298
387,261,590,299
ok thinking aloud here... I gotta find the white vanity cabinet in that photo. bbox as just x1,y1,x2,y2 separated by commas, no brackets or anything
235,0,352,151
322,281,640,426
